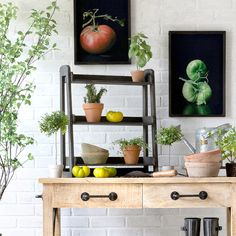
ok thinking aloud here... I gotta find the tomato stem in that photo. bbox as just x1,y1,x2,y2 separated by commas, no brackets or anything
82,9,125,31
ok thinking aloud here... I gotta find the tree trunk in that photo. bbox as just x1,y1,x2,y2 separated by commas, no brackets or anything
0,184,7,201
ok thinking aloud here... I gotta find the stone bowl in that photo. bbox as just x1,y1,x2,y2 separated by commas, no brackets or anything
81,152,109,165
81,143,108,153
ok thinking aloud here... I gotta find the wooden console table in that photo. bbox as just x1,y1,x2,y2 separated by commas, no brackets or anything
39,177,236,236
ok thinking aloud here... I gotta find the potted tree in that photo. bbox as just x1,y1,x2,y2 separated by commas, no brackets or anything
83,84,107,122
39,111,68,178
128,32,152,82
156,126,183,170
215,126,236,177
0,1,58,200
114,137,148,164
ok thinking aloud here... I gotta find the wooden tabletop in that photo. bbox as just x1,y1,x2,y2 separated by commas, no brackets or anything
39,177,236,184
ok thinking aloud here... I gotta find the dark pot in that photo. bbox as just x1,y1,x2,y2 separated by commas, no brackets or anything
226,163,236,177
203,218,222,236
181,218,201,236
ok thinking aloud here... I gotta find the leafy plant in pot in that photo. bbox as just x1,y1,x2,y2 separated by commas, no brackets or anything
128,32,152,82
114,137,148,164
0,1,58,201
83,84,107,122
39,111,68,178
156,126,183,170
215,126,236,177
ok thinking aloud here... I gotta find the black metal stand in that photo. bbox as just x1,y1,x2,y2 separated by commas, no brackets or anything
60,65,158,176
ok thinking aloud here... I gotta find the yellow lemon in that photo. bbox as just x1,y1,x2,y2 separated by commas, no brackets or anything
77,168,85,178
82,166,90,177
104,167,117,177
72,165,81,177
93,168,109,178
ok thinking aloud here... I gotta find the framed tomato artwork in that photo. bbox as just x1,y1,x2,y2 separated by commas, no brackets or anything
169,31,226,117
74,0,130,64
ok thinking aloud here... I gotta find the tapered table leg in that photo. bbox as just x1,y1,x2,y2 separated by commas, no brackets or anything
43,185,54,236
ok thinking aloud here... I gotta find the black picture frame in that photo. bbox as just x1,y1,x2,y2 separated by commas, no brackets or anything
169,31,226,117
74,0,131,65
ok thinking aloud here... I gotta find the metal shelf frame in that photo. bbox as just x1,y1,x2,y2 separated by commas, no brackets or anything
60,65,158,176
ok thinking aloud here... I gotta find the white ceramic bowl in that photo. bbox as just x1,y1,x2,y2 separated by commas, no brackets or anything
185,162,221,177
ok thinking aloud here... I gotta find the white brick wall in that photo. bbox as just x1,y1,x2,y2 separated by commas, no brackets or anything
1,0,235,235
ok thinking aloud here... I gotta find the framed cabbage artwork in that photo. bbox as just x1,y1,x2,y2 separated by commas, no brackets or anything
74,0,130,64
169,31,226,117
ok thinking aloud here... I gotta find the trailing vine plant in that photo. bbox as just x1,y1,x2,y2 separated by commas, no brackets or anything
0,1,59,200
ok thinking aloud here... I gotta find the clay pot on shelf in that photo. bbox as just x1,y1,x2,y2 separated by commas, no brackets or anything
130,70,145,82
123,145,141,164
226,163,236,177
83,103,104,122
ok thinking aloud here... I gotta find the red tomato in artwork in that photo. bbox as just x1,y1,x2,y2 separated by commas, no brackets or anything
80,25,116,54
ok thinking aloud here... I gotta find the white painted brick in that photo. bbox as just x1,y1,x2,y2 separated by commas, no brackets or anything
144,208,179,216
90,217,125,227
127,216,161,227
0,205,34,216
108,209,143,216
61,216,89,228
198,0,232,9
109,229,143,236
73,208,107,216
0,216,17,228
17,216,42,228
0,229,35,236
73,229,107,236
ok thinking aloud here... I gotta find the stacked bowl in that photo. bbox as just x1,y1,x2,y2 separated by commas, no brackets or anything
184,149,221,177
81,143,109,165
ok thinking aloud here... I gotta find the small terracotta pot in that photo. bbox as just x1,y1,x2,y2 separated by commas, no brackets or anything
83,103,104,122
226,163,236,177
131,70,145,82
123,145,141,164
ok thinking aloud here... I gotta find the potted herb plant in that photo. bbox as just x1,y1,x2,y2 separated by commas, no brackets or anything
114,137,148,164
39,111,68,178
215,126,236,177
128,32,152,82
156,126,183,170
0,1,58,200
83,84,107,122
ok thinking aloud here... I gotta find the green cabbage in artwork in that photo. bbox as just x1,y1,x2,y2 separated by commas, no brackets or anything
179,59,212,106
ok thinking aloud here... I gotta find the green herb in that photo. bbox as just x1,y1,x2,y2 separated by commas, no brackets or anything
156,126,183,146
84,84,107,103
39,111,68,136
114,137,148,151
215,126,236,163
39,111,68,166
0,1,58,200
128,32,152,70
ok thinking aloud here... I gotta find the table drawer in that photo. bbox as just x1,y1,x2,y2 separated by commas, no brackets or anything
51,183,142,208
143,183,231,208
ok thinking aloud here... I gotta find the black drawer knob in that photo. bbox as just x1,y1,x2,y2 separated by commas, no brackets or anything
81,192,118,201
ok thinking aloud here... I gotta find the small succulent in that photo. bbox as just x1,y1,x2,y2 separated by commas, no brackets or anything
83,84,107,103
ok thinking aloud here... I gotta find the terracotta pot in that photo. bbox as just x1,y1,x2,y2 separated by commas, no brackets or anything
83,103,104,122
130,70,145,82
123,145,141,164
184,149,221,163
185,162,221,177
226,163,236,177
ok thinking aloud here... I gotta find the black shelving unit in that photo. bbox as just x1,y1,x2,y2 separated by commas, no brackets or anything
60,65,158,176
